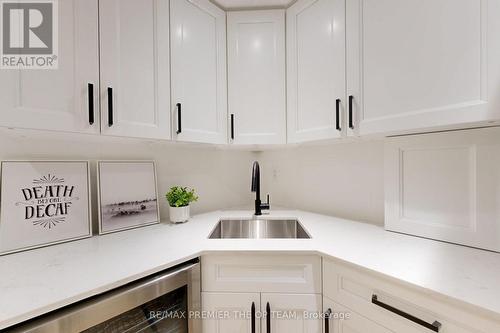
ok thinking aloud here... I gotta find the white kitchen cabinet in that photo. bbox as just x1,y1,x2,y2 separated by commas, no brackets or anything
323,258,497,333
262,293,322,333
202,255,322,333
346,0,500,137
170,0,227,144
0,0,99,134
202,291,321,333
227,10,286,145
202,292,261,333
99,0,171,140
385,127,500,252
323,297,393,333
286,0,345,143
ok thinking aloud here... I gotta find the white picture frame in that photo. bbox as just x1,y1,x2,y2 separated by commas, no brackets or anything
0,160,92,255
97,161,160,235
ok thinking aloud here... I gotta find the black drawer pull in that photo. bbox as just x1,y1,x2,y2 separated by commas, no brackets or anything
176,103,182,134
266,302,271,333
107,87,113,127
372,295,441,332
348,95,354,129
88,83,94,125
230,114,235,140
335,98,341,131
251,302,256,333
324,308,332,333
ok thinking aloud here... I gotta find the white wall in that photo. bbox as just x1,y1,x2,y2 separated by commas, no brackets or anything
258,140,385,225
5,127,497,229
0,129,256,230
0,128,386,228
14,126,498,230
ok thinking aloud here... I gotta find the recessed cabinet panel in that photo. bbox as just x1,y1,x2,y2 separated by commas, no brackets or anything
385,127,500,252
227,10,286,145
0,0,99,134
347,0,500,136
170,0,227,144
202,292,261,333
202,254,321,293
323,298,394,333
99,0,170,139
287,0,346,143
262,293,322,333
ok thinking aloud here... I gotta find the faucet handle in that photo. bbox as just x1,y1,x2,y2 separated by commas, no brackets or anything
262,194,270,210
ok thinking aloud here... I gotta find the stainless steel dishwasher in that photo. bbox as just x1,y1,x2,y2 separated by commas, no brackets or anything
7,259,201,333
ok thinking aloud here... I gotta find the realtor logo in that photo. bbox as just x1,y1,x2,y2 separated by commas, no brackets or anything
1,0,58,69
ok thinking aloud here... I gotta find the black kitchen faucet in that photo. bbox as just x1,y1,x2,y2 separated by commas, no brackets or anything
251,161,270,216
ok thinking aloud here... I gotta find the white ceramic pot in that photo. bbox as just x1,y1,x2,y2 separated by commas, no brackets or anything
169,205,190,223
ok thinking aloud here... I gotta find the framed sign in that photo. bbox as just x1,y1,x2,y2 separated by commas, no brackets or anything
97,161,160,235
0,161,92,255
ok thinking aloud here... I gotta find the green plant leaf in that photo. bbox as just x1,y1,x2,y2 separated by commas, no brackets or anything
166,186,199,207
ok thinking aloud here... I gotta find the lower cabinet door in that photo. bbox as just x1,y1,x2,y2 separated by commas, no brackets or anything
262,293,322,333
323,297,393,333
202,292,261,333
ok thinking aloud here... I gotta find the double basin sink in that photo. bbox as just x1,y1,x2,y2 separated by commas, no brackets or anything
209,218,310,239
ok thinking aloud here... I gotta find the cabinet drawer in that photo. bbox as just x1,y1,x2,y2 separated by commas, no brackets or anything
323,258,500,333
202,254,321,293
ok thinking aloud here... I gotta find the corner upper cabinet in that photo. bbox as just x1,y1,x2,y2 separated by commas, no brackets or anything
170,0,227,144
286,0,346,143
99,0,171,140
227,10,286,145
0,0,100,134
346,0,500,137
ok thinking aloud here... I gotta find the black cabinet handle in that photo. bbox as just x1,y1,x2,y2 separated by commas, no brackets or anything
266,302,271,333
335,99,341,131
107,87,113,127
372,295,441,332
87,83,94,125
230,114,235,140
325,308,332,333
251,302,256,333
348,95,354,129
176,103,182,134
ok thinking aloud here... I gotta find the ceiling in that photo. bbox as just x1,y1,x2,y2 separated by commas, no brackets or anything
212,0,296,9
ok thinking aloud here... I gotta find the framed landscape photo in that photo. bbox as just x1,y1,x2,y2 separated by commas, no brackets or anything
97,161,160,235
0,161,92,255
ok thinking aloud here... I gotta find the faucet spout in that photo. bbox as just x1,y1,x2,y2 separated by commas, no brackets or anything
251,161,260,194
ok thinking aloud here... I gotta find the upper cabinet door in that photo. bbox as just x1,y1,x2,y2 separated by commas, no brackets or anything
170,0,227,144
287,0,346,143
99,0,171,140
227,10,286,145
0,0,99,134
347,0,500,137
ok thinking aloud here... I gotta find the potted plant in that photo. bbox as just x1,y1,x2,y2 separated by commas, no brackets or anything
166,186,198,223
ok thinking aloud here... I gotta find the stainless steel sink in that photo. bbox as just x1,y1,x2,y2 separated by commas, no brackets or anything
208,218,310,239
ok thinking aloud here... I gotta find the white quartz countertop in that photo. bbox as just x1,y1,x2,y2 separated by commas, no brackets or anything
1,209,500,329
